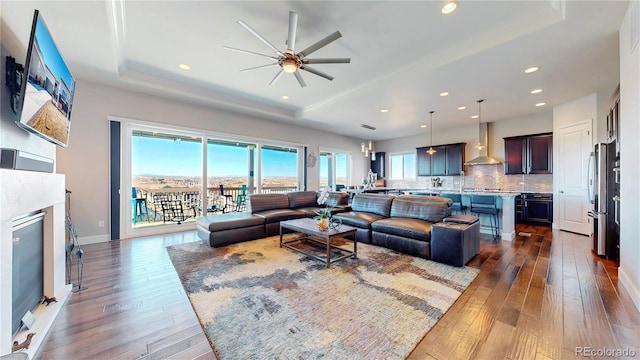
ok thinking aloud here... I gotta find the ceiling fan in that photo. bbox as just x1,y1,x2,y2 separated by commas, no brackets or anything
223,11,350,87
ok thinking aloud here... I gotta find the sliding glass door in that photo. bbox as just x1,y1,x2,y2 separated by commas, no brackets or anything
122,122,305,237
131,130,202,228
206,139,254,213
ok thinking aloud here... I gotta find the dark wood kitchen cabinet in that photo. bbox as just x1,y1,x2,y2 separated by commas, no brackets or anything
417,146,433,176
515,193,553,226
417,143,465,176
370,152,385,178
504,133,552,174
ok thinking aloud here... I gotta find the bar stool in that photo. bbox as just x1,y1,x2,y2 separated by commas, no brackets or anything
470,195,500,240
131,187,150,224
440,193,468,214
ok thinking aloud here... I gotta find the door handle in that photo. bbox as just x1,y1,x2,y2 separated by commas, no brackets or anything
559,190,564,194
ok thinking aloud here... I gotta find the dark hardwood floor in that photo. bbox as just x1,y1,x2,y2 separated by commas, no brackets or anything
35,225,639,359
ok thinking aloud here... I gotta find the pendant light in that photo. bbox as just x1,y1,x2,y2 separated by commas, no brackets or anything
475,99,486,150
362,139,375,158
427,111,436,155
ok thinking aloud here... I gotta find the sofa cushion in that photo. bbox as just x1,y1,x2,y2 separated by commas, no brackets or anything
333,211,387,229
350,193,395,217
390,195,452,223
325,192,350,207
371,218,433,240
254,209,305,223
197,213,264,232
247,193,290,213
288,191,319,209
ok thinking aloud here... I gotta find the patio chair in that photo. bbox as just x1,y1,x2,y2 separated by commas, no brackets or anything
219,184,233,213
235,184,247,211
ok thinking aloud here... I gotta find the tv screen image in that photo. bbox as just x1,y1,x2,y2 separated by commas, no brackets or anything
16,9,75,147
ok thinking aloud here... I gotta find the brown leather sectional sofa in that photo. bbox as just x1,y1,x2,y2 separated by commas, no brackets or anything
196,191,349,248
196,191,480,266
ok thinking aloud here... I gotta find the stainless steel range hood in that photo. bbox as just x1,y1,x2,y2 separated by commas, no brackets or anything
464,122,502,165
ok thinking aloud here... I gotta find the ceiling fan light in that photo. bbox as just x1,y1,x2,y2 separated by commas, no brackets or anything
282,59,298,73
442,0,457,14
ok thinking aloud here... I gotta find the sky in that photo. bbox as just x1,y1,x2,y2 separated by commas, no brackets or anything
132,136,299,177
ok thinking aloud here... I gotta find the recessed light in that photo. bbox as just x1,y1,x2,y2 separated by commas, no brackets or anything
282,95,290,100
441,0,457,14
179,63,191,70
535,102,546,107
530,89,543,94
380,109,389,113
457,106,466,110
420,124,427,128
440,92,449,97
525,66,539,74
471,115,479,119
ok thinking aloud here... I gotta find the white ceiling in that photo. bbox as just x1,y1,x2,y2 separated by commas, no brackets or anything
1,1,628,140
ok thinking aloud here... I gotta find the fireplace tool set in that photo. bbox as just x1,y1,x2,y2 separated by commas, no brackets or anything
66,211,86,292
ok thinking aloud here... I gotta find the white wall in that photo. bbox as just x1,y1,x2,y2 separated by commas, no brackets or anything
56,80,366,242
618,1,640,312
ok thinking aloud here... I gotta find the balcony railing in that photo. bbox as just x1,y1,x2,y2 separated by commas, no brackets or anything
133,186,298,227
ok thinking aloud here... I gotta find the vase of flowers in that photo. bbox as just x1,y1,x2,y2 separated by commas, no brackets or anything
317,187,331,231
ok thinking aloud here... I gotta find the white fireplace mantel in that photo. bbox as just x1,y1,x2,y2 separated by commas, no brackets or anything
0,169,71,356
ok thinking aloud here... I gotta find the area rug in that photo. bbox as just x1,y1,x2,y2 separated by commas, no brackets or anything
166,235,479,359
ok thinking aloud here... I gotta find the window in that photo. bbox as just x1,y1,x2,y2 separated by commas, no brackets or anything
319,151,350,190
390,153,416,180
260,145,299,193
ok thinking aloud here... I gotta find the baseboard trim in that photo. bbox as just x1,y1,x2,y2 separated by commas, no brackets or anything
78,234,110,245
618,267,640,313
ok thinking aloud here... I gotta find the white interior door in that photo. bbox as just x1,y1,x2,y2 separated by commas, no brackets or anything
556,121,593,235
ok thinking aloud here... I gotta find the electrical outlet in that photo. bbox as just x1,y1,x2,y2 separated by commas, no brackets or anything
98,220,105,228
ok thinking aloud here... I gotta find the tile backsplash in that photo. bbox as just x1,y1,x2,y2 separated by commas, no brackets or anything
387,164,552,192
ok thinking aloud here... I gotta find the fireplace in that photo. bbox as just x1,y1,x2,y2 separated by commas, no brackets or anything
11,212,45,336
0,169,71,357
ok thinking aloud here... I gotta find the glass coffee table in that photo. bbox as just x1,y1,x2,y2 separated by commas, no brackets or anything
279,218,357,268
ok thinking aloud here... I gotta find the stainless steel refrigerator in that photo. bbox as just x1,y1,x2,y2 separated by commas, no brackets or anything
587,142,620,260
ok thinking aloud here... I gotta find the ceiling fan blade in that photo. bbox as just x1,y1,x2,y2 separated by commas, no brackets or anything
222,46,279,60
294,71,306,88
240,63,278,72
297,31,342,58
238,20,284,56
302,58,351,64
300,65,334,81
269,69,284,85
287,11,298,53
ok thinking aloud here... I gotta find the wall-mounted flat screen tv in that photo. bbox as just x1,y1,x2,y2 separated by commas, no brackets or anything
15,9,75,147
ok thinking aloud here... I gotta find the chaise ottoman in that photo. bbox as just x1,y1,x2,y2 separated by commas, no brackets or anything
197,213,265,247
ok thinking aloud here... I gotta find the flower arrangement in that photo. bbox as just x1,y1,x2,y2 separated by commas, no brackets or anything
317,187,331,230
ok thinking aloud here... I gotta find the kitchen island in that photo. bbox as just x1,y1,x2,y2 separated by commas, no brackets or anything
404,189,552,241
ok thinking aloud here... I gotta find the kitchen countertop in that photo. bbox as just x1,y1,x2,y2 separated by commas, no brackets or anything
403,189,553,196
